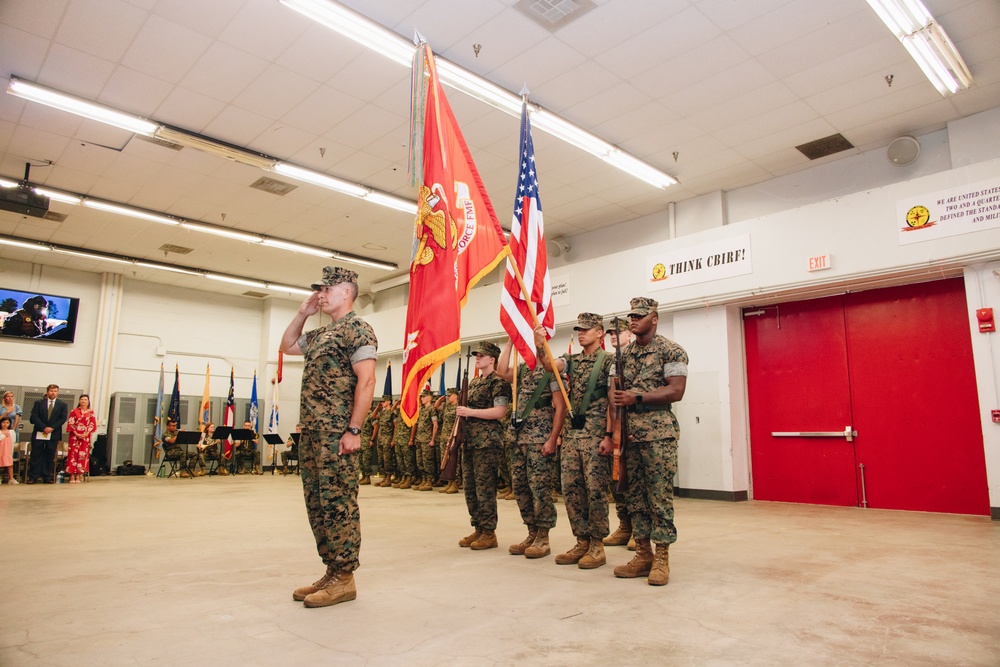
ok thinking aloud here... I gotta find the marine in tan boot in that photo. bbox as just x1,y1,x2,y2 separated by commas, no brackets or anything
459,529,482,547
554,537,590,565
470,530,498,550
398,475,412,489
358,475,371,485
627,536,636,551
604,517,632,546
378,475,393,487
418,476,433,491
613,538,653,578
523,527,551,558
648,543,669,586
577,538,606,569
444,481,459,494
439,480,456,493
303,570,357,608
292,566,334,601
508,527,537,555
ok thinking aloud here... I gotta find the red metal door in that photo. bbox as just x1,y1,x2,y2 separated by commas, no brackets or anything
845,279,989,514
744,295,859,506
745,279,989,515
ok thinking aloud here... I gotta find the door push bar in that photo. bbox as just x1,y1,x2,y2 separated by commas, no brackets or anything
770,426,858,442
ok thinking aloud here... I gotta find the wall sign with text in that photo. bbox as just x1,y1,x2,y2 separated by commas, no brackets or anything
646,234,752,291
897,177,1000,245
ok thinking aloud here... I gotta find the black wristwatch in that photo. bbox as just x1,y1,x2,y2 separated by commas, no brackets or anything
634,393,644,406
345,426,361,436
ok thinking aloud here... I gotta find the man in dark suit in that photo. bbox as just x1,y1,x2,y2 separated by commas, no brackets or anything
28,384,68,483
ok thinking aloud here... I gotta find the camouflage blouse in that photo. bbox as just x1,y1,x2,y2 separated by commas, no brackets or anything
621,334,688,443
436,403,457,446
298,311,377,433
464,371,511,449
561,349,613,440
414,403,438,443
376,407,394,446
391,407,412,446
510,363,559,444
361,410,376,446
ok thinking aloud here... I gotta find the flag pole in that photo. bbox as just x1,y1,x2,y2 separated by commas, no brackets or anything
511,346,519,417
506,259,574,416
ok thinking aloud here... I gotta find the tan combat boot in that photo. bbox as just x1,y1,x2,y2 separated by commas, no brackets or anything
508,527,537,555
648,543,670,586
378,475,393,487
470,530,498,550
613,538,653,578
577,538,607,569
523,527,551,559
217,466,229,476
627,536,636,551
459,529,481,547
303,571,357,608
419,476,433,491
358,475,371,485
438,480,454,493
292,566,334,601
444,481,460,494
604,517,632,546
391,475,404,488
554,537,590,565
398,475,412,489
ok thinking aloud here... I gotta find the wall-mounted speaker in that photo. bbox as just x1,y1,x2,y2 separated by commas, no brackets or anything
886,135,920,166
547,237,570,257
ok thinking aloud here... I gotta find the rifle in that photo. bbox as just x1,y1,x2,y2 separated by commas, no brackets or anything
440,346,472,481
613,321,629,494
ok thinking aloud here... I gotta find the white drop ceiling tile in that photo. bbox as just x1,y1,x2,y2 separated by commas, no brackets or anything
554,0,688,57
0,94,27,126
784,41,906,99
51,230,95,248
55,0,147,61
0,120,16,154
628,118,708,158
937,0,1000,39
359,129,410,167
958,30,1000,75
153,87,226,133
123,0,157,10
16,103,85,139
97,67,174,118
277,25,365,84
233,65,318,121
731,0,860,56
201,106,273,148
596,6,720,78
281,86,367,137
756,9,885,80
443,10,549,75
733,117,838,160
751,148,814,175
328,106,407,152
951,79,1000,116
248,122,314,160
151,0,244,39
37,43,116,98
0,0,67,40
330,150,392,183
485,40,586,94
0,26,50,83
8,124,71,166
535,60,622,111
122,15,213,84
694,0,790,32
669,60,776,118
219,1,310,61
74,119,133,150
326,50,408,103
41,164,99,192
566,82,653,130
843,104,953,149
100,152,166,188
712,101,820,148
826,84,944,133
643,36,756,109
181,42,268,105
689,82,800,134
370,79,429,123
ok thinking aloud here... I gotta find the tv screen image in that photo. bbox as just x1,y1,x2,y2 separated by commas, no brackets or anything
0,287,79,343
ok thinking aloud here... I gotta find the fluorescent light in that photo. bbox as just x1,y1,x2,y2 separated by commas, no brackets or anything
206,274,268,289
53,248,134,264
135,262,204,276
332,252,398,271
0,236,51,251
155,126,277,170
363,191,418,214
261,238,335,258
84,199,180,226
0,178,18,188
267,284,314,296
33,187,82,205
280,0,677,189
180,222,263,243
272,162,368,197
865,0,973,95
7,76,159,136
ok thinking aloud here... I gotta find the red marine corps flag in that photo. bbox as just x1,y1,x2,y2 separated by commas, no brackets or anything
500,100,555,369
400,41,509,426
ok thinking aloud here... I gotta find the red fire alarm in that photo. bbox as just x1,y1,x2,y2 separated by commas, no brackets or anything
977,308,995,333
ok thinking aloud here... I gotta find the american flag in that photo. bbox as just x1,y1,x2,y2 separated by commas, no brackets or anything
499,102,554,368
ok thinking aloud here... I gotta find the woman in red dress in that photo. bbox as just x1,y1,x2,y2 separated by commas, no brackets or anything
66,395,97,484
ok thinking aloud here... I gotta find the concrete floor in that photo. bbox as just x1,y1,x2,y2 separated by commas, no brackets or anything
0,475,997,666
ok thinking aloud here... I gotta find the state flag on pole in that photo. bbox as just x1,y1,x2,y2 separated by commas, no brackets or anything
383,360,392,398
268,374,279,434
400,42,509,426
199,364,211,429
167,365,181,424
249,371,259,436
223,368,235,459
153,362,164,457
500,101,554,369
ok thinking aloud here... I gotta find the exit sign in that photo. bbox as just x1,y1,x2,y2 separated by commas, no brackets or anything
808,254,831,271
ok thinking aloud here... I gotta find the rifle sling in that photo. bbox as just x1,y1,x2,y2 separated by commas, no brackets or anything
568,350,607,423
515,366,553,422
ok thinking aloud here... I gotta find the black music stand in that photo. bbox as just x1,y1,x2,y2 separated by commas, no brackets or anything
262,433,284,475
287,432,301,475
213,426,233,474
229,429,257,474
175,431,202,478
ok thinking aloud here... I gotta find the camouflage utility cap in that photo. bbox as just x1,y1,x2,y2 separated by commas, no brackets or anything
446,387,459,396
473,341,501,359
606,316,629,333
574,312,604,331
311,265,358,290
421,388,433,397
381,394,393,402
629,297,658,316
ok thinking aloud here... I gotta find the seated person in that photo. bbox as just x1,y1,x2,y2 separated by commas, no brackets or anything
234,420,261,474
192,422,226,476
281,423,302,474
162,420,191,478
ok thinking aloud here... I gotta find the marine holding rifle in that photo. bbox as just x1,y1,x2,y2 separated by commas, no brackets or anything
496,340,566,559
609,297,688,587
534,313,615,570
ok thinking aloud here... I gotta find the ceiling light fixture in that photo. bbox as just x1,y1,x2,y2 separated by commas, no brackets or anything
206,274,268,289
261,238,335,258
7,76,159,136
32,187,82,204
52,248,135,264
0,178,18,188
272,162,369,197
155,126,277,170
267,284,314,296
279,0,678,188
134,261,205,276
83,199,180,226
332,252,399,271
0,236,51,251
179,222,263,243
363,191,419,214
865,0,973,95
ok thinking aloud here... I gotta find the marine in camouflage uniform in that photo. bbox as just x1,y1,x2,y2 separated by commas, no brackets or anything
435,389,459,493
411,390,438,490
358,407,377,484
280,265,377,608
538,313,614,569
374,396,395,485
161,420,190,478
497,340,566,559
456,341,512,550
390,403,416,488
610,296,688,587
605,316,634,547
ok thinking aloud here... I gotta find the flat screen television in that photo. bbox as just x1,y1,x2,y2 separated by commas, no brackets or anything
0,287,79,343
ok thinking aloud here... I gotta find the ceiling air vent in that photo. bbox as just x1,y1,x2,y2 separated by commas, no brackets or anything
158,243,193,255
250,177,297,196
515,0,596,31
796,134,855,160
43,211,68,223
242,291,268,299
